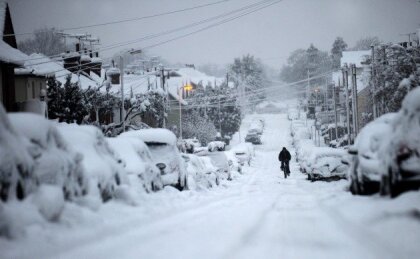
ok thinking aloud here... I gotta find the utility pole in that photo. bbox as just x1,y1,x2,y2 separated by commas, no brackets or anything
159,65,166,128
371,45,377,119
351,64,359,136
333,81,338,141
342,64,351,144
120,56,125,132
350,64,357,137
179,87,182,139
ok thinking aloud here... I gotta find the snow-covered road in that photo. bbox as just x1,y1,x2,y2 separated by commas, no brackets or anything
2,113,420,259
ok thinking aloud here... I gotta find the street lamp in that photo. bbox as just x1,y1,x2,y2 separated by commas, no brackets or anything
178,82,193,139
119,48,141,132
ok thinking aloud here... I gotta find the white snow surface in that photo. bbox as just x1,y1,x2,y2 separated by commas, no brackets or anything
120,128,177,146
15,53,99,90
1,111,420,258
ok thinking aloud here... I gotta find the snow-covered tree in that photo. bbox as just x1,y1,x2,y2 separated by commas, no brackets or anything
280,44,332,86
351,36,381,51
182,109,217,145
18,28,66,56
184,82,241,138
229,54,267,111
331,37,348,69
47,76,89,124
371,44,419,114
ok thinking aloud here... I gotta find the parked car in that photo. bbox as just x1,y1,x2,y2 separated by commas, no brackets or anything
121,128,188,190
181,154,220,189
381,88,420,197
248,120,264,135
245,132,262,145
57,124,127,202
207,141,226,152
231,143,254,166
0,106,35,202
107,136,163,193
205,151,232,180
347,113,397,195
9,113,87,201
225,150,243,175
305,147,348,182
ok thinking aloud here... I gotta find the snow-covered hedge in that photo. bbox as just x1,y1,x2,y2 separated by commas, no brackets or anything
57,124,128,203
8,113,87,201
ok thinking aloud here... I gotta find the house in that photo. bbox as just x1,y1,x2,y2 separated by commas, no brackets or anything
105,65,226,132
0,1,30,112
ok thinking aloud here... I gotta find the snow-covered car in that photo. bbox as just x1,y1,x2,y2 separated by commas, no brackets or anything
207,141,226,152
181,154,220,190
107,136,163,193
381,87,420,197
248,119,264,135
205,151,231,180
177,138,201,154
57,124,127,202
347,113,397,195
8,113,87,201
305,147,348,182
231,143,254,166
287,108,299,120
245,132,262,145
121,128,188,190
0,105,35,202
224,150,242,175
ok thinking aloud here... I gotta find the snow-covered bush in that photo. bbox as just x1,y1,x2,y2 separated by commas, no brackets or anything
57,124,127,202
8,112,87,201
0,105,35,202
107,136,163,193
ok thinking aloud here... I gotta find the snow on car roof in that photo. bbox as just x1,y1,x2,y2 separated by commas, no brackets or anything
120,128,177,146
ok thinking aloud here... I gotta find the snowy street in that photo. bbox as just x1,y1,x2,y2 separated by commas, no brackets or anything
3,112,420,259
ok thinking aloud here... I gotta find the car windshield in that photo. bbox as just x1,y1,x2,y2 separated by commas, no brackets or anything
145,142,175,162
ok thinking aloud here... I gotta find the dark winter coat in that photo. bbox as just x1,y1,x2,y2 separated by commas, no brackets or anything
278,148,291,162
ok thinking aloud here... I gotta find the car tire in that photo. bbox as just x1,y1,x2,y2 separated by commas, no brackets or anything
379,174,390,196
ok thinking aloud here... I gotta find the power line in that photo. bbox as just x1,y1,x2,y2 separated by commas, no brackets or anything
16,0,278,66
5,0,232,37
37,0,282,77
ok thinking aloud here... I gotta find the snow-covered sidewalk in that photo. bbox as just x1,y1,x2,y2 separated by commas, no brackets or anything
1,113,420,259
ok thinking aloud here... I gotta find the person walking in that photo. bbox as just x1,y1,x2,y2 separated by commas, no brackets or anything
278,147,291,178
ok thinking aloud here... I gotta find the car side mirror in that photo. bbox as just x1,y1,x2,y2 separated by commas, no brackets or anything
341,159,349,165
156,163,166,173
348,146,358,155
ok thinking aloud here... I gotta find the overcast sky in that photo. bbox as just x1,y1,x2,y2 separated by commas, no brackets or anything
8,0,420,70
